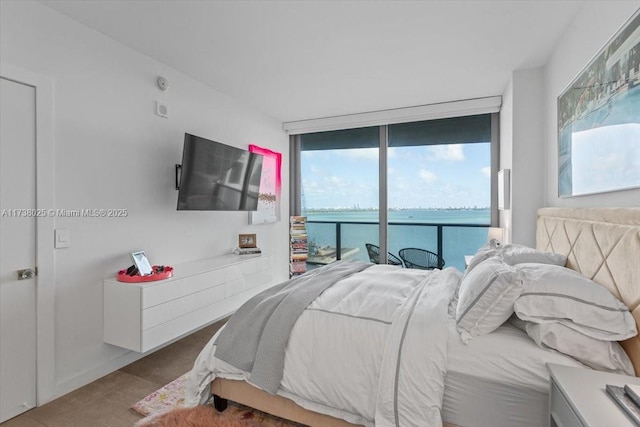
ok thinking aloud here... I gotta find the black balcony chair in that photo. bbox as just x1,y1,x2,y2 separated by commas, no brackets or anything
398,248,445,270
365,243,404,267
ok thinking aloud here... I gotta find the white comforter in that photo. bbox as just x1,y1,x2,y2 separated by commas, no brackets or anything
185,264,461,427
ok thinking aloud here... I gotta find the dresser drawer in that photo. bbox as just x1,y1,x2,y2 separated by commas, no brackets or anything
104,253,275,352
142,283,225,329
142,270,225,309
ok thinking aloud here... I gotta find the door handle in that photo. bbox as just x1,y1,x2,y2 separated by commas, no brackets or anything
17,268,36,280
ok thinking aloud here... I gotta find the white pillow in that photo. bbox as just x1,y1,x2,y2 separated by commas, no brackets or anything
509,315,634,376
464,239,500,276
465,241,566,278
513,263,637,341
499,244,566,267
456,258,524,343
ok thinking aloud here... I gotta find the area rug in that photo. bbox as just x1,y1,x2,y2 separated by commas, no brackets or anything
132,373,305,426
132,373,190,416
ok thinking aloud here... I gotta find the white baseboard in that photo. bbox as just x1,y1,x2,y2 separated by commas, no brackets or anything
40,349,145,405
39,316,229,405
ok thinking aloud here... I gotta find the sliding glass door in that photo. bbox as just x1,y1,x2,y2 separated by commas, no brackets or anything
387,116,492,270
299,127,380,267
293,113,498,270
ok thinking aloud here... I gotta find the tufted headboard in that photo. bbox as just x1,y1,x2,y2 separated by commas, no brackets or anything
536,207,640,375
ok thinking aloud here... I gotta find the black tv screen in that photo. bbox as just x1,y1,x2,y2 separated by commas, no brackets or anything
177,133,263,211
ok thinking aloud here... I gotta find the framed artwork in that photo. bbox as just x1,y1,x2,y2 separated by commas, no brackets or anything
248,144,282,224
557,9,640,197
238,233,257,248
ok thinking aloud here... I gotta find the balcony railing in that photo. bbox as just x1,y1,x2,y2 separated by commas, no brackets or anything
305,220,490,271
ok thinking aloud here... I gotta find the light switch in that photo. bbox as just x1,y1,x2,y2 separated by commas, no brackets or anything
55,229,71,248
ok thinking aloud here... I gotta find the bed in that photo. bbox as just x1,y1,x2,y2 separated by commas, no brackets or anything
185,207,640,427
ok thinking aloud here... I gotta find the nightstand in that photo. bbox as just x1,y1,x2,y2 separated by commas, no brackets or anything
548,363,640,426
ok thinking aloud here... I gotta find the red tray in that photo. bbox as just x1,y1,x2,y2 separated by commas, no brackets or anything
116,265,173,283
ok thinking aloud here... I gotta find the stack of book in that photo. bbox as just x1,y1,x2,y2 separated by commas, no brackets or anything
606,383,640,425
233,247,262,255
289,216,308,277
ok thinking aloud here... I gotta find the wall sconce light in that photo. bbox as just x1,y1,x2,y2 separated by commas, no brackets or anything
487,227,504,245
498,169,510,210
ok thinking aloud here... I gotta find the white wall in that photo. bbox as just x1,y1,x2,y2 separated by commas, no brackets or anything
512,68,546,246
544,1,640,207
499,77,513,242
499,68,545,247
0,1,289,403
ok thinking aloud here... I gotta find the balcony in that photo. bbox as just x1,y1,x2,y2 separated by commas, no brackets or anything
305,220,490,271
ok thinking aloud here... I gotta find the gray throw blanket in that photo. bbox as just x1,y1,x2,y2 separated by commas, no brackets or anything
214,260,372,393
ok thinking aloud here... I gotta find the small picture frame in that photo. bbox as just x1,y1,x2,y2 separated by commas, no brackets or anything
130,250,153,276
238,233,257,248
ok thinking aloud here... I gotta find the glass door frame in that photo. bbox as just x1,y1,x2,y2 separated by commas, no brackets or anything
289,112,500,264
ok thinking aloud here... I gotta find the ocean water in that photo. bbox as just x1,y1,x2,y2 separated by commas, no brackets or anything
302,209,491,271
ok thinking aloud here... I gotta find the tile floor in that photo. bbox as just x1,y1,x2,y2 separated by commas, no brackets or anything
1,319,226,427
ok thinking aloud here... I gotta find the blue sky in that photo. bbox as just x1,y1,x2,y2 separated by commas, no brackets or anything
301,143,491,209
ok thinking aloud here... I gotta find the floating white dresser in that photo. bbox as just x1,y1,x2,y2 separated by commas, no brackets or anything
103,253,274,352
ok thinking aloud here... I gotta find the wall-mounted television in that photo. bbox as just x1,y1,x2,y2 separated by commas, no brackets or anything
176,133,263,211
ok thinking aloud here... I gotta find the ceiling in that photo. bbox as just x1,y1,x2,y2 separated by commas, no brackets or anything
40,0,586,123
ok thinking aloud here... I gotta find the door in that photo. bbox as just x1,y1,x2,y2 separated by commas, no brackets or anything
0,77,37,422
298,127,381,265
